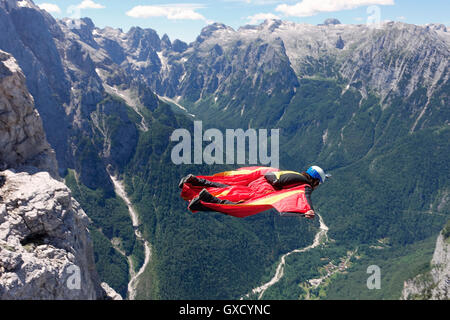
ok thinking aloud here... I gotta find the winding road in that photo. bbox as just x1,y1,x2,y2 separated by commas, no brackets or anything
110,174,152,300
243,213,329,300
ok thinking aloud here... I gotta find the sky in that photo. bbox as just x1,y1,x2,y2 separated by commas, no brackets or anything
36,0,450,43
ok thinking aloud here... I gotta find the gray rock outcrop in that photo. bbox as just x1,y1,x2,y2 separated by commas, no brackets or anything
0,49,120,300
0,170,103,299
0,50,57,176
401,231,449,300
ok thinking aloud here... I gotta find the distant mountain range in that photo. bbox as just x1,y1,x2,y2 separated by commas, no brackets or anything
0,0,448,299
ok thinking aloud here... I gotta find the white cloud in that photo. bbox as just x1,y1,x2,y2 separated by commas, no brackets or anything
126,4,208,21
77,0,105,10
276,0,395,17
37,3,61,13
247,13,280,25
396,16,406,20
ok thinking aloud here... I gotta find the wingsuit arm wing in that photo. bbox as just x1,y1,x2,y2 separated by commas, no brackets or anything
197,184,313,218
197,166,280,187
304,186,314,212
278,186,314,218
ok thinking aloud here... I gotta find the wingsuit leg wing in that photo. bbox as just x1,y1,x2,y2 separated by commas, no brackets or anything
180,166,278,201
188,186,311,218
197,166,279,187
188,185,313,218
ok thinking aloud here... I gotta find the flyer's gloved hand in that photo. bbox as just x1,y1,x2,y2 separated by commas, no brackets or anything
305,210,315,219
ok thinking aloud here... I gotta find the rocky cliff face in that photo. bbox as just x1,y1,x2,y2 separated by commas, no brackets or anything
0,170,100,299
0,0,72,172
0,0,143,192
0,51,57,177
401,231,449,300
0,49,120,299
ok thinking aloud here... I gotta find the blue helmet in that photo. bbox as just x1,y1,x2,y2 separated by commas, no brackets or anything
306,166,331,184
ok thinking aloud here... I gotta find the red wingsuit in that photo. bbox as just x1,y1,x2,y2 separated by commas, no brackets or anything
180,166,314,218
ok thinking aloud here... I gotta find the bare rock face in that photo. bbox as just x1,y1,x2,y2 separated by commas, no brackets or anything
0,49,121,300
0,50,57,176
0,170,102,299
101,282,123,300
401,232,449,300
0,169,122,300
430,233,450,298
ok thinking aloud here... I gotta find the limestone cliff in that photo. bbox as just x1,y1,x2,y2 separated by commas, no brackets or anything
0,50,57,177
401,229,449,300
0,49,121,299
0,170,103,299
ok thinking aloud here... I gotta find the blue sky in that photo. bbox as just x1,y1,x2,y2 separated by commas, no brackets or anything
37,0,450,43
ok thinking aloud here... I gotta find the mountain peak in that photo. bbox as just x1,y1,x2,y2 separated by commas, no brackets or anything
127,26,160,40
426,23,448,32
261,19,283,32
196,23,235,43
1,0,37,11
201,23,234,34
161,34,172,50
320,18,342,26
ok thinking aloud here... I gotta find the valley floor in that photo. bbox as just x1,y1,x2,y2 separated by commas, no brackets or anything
243,213,329,299
110,174,152,300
